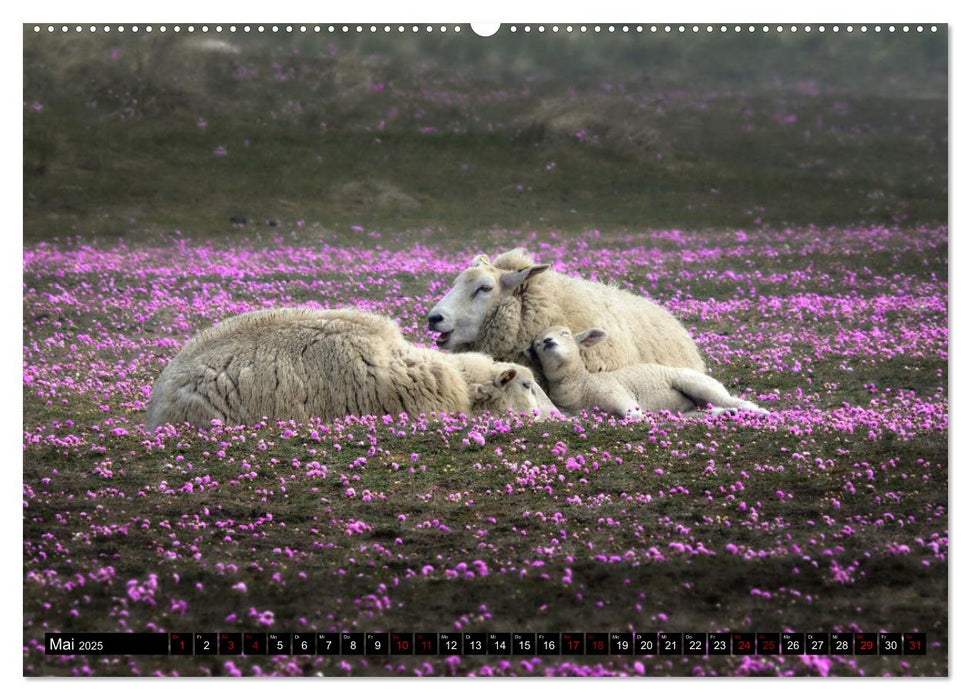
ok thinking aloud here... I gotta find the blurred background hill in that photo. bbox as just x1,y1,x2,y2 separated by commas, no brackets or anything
23,26,947,243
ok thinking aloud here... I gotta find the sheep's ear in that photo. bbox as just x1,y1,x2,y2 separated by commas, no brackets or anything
521,345,536,362
575,328,608,348
470,254,490,267
500,264,550,291
495,368,518,387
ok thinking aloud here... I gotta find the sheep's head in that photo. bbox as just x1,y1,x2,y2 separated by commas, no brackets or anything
530,326,607,373
427,252,550,351
472,364,558,420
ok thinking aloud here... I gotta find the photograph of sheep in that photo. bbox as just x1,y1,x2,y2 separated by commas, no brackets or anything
23,24,947,677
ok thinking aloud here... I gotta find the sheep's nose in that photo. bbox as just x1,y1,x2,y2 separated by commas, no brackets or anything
428,313,444,329
542,337,555,349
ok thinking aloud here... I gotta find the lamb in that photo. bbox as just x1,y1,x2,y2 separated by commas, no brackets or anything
145,307,558,431
528,326,767,420
426,248,706,382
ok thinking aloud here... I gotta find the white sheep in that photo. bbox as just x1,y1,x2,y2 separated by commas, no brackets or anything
145,307,557,431
427,248,706,380
528,325,767,419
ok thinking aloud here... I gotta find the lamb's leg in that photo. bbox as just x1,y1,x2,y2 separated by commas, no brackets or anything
671,370,768,415
597,387,643,420
610,395,643,421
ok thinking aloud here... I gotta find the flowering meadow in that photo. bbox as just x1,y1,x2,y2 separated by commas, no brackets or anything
22,223,948,677
23,29,947,677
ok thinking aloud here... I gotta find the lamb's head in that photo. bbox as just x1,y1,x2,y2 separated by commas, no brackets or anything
471,363,559,420
427,252,550,351
529,326,607,376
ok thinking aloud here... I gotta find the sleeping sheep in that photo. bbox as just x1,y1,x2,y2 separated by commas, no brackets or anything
145,307,558,431
427,248,707,380
528,325,767,420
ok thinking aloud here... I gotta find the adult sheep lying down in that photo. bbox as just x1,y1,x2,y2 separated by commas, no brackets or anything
427,248,706,377
146,308,557,431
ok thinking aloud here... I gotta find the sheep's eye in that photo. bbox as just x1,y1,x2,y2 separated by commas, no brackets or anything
474,284,493,296
561,330,569,336
521,381,531,389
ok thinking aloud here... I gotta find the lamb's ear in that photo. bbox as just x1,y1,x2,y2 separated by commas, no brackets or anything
494,367,518,388
575,328,608,348
470,254,490,267
500,264,550,291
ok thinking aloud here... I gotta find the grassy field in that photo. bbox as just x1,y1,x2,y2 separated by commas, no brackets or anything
22,27,947,677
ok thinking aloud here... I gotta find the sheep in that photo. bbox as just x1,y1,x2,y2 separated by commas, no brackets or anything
145,307,558,431
426,248,707,384
528,325,767,420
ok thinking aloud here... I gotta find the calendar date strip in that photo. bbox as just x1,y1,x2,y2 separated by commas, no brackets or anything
45,631,926,656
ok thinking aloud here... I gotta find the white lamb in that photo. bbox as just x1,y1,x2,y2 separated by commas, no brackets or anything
145,307,557,431
427,248,706,381
528,326,768,420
